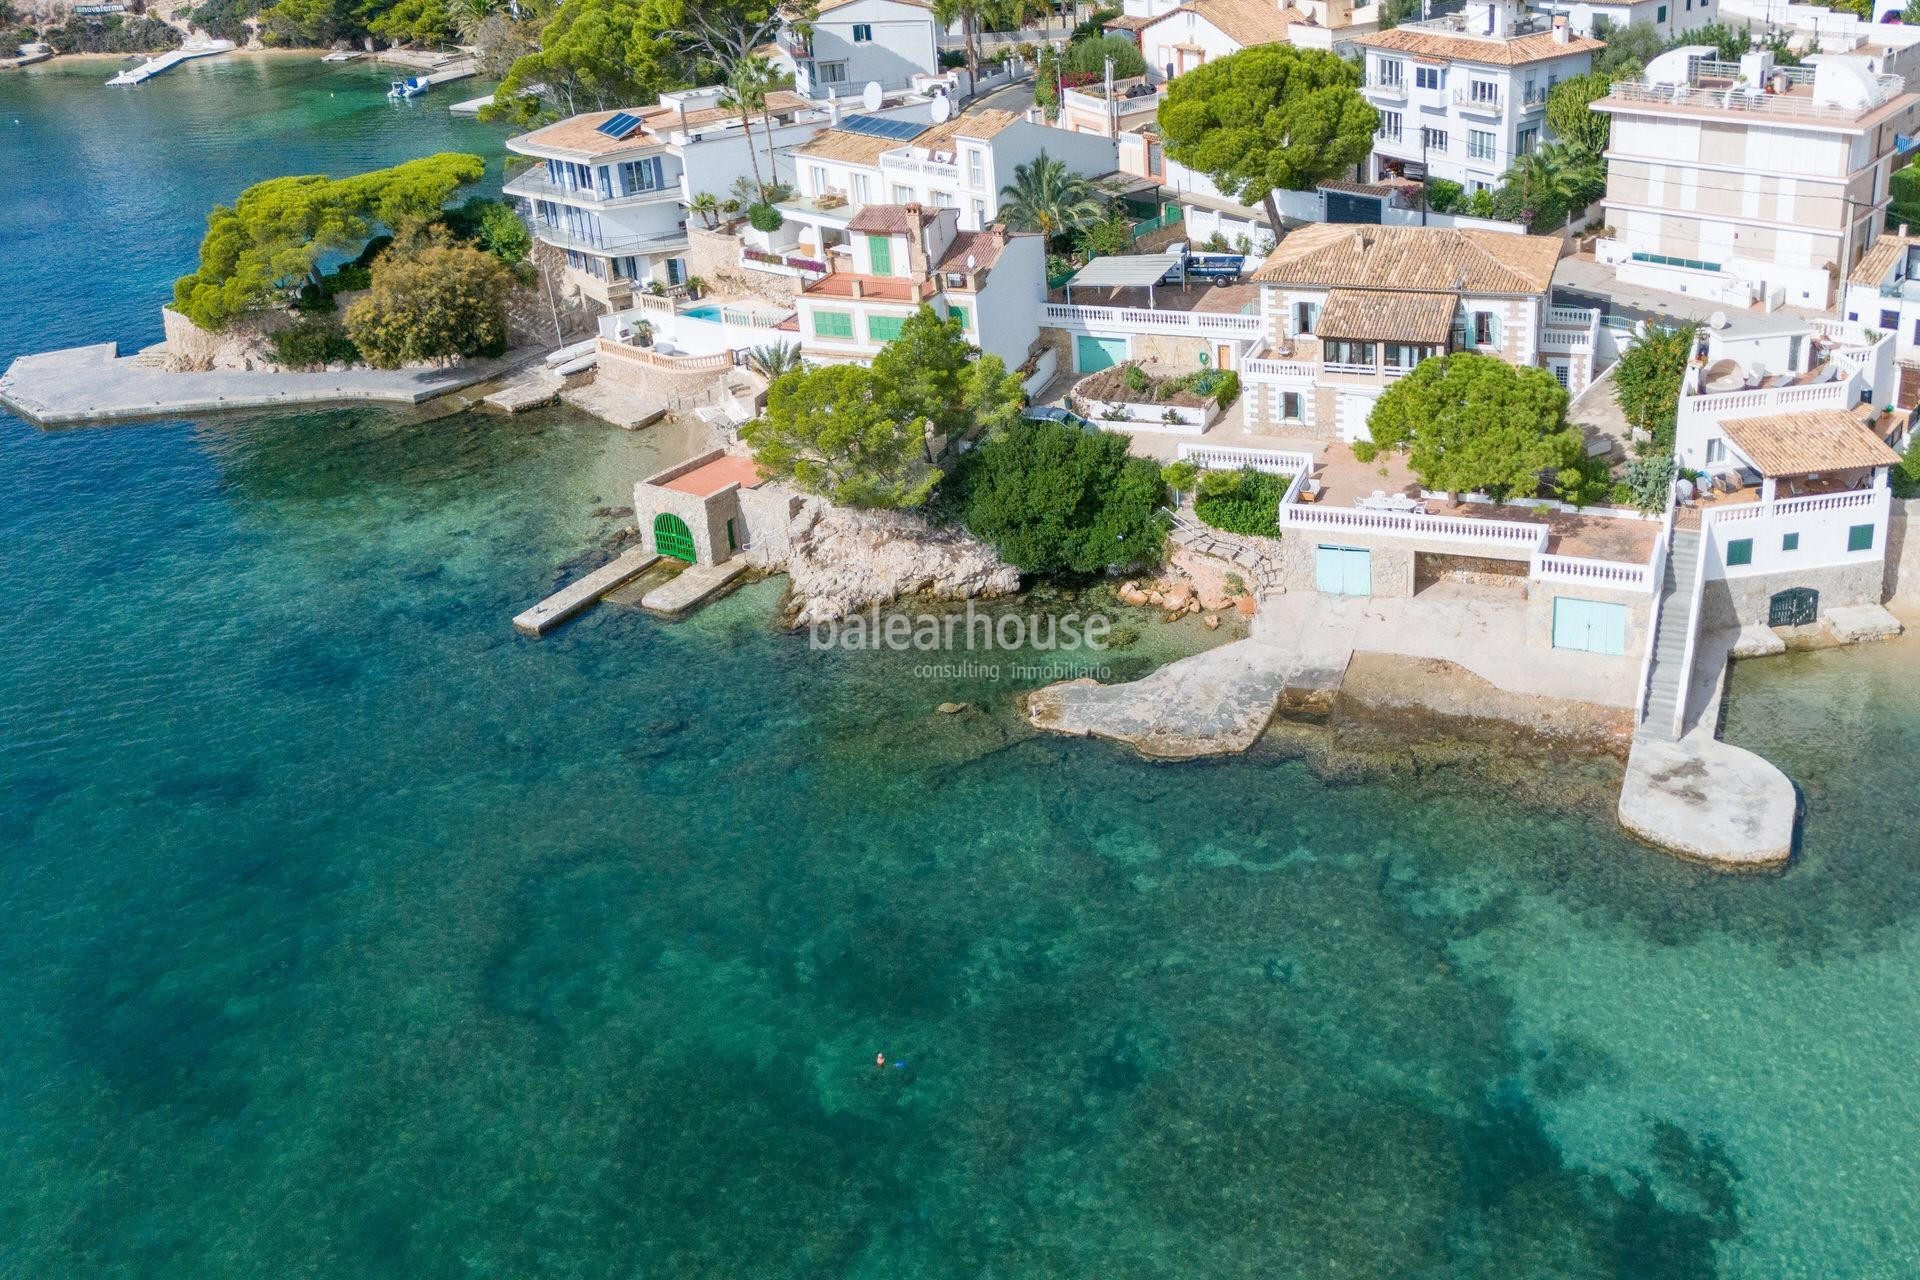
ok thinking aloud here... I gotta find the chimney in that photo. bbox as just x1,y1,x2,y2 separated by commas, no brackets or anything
1552,13,1569,41
1352,228,1367,255
1323,0,1353,30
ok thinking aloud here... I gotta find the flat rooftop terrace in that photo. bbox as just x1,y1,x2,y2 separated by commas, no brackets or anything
659,453,765,497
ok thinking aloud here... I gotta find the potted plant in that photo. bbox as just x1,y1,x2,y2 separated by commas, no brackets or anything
685,275,707,300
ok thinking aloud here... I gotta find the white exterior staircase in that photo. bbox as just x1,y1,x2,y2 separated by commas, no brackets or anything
1637,528,1702,742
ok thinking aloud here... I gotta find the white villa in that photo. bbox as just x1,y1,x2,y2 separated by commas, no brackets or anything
1592,47,1918,310
766,0,941,99
782,109,1118,237
1241,223,1599,436
1840,230,1920,364
791,203,1049,379
1356,1,1603,193
504,88,936,312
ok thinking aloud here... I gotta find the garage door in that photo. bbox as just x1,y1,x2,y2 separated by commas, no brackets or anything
1075,335,1127,372
1314,545,1372,597
1551,597,1627,655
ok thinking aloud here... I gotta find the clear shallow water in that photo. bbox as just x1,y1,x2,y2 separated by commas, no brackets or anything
5,62,1920,1280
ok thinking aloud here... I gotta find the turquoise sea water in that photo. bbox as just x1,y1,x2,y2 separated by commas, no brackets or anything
5,57,1920,1278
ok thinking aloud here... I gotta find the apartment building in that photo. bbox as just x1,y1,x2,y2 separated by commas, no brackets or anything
1593,47,1919,309
793,203,1046,374
766,0,940,98
784,108,1118,234
1357,0,1602,192
1236,223,1598,437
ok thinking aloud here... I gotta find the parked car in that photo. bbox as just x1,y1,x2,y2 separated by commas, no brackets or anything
1022,405,1096,432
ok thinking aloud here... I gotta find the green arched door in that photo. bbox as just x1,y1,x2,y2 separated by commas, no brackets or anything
653,512,696,563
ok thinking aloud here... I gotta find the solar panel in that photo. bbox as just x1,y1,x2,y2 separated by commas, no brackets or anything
838,113,925,141
597,111,644,139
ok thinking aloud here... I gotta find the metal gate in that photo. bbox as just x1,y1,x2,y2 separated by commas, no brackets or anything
1768,587,1818,627
1325,190,1384,224
653,512,696,563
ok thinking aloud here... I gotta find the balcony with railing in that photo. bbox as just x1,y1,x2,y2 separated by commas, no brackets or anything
530,219,691,257
879,149,960,182
1453,87,1503,114
505,168,683,208
1363,75,1407,100
1040,300,1263,338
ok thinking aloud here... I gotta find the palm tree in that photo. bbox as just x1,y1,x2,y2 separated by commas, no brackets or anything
1503,142,1605,231
688,192,721,229
997,152,1104,238
931,0,981,102
747,342,806,381
447,0,496,44
719,58,771,201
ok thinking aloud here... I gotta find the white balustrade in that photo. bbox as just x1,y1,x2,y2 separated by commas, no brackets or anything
1176,443,1313,475
1281,503,1549,549
1708,488,1879,523
1530,552,1654,591
1243,356,1316,379
1042,302,1264,338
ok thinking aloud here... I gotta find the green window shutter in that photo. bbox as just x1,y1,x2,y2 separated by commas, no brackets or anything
813,309,854,338
868,234,893,276
949,305,970,330
1782,532,1799,551
1848,523,1875,552
1726,538,1753,567
868,314,906,343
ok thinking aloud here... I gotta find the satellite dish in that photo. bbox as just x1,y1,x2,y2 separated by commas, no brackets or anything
966,253,977,269
1709,309,1729,329
930,94,952,123
1570,2,1592,32
862,81,883,111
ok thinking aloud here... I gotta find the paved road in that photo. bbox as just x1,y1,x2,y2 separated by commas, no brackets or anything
973,77,1036,112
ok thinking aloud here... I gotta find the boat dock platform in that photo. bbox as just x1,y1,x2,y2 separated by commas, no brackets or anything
447,91,494,115
320,48,363,62
106,39,235,86
376,50,477,87
514,548,661,636
639,561,748,617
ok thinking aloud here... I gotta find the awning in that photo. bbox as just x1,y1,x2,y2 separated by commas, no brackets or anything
1063,254,1182,290
1718,409,1903,477
1313,289,1456,345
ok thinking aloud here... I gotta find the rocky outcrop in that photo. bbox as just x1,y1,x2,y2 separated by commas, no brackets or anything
161,306,292,372
777,499,1022,627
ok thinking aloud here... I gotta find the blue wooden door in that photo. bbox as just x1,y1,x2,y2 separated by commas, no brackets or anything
1551,597,1627,655
1314,545,1371,597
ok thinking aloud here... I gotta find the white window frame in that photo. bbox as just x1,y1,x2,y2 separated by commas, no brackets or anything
851,22,872,41
1416,65,1441,90
1467,129,1495,161
1379,109,1401,142
817,60,849,85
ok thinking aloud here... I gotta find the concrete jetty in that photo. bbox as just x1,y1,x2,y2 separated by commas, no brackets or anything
1617,630,1797,871
0,342,538,426
106,39,235,85
639,560,748,616
514,548,661,636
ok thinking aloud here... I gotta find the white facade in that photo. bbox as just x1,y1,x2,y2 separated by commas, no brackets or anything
1534,0,1722,39
1358,4,1601,192
774,0,940,98
1594,49,1917,310
1839,233,1920,360
794,205,1045,374
791,113,1118,233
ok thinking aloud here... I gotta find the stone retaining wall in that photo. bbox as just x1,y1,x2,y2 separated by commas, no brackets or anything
686,226,801,307
1700,559,1887,629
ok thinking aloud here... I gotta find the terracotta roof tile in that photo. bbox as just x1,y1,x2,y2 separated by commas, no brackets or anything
1850,232,1920,286
795,126,917,164
1250,223,1563,294
1356,26,1603,67
1314,288,1457,344
847,203,936,233
1718,409,1902,477
1144,0,1311,48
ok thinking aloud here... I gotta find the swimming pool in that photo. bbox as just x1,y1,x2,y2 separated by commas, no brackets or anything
679,303,792,328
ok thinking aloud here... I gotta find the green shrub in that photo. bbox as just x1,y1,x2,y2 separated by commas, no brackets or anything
270,317,360,369
1123,363,1152,394
1621,453,1676,513
951,418,1168,574
1064,33,1144,79
1425,179,1464,214
1212,369,1240,407
747,202,784,233
1071,6,1120,40
1892,445,1920,499
1161,460,1199,498
1194,466,1286,537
